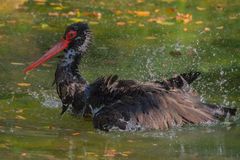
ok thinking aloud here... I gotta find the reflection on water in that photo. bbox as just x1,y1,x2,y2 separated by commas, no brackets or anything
0,0,239,159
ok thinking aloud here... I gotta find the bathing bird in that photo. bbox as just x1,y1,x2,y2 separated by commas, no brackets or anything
24,22,236,131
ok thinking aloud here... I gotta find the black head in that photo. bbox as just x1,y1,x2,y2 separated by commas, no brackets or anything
64,22,91,54
24,22,91,73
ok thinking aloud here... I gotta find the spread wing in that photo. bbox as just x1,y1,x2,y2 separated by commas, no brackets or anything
91,73,234,131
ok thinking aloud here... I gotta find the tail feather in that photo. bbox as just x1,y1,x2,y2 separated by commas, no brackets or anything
158,71,201,90
203,103,237,119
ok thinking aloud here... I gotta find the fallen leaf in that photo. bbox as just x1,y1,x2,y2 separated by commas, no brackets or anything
155,9,160,13
134,11,150,17
89,21,99,25
176,13,192,24
17,83,31,87
127,20,136,24
138,23,144,27
183,27,188,32
16,115,26,120
137,0,144,3
11,62,25,66
165,8,176,14
145,36,157,40
229,16,237,20
195,21,203,24
72,132,80,136
116,21,126,26
216,26,224,30
41,23,49,29
15,126,22,129
69,18,85,23
16,109,24,113
7,20,17,24
48,12,59,16
204,27,210,32
104,149,117,157
21,152,27,156
196,6,206,11
114,10,122,15
53,6,64,10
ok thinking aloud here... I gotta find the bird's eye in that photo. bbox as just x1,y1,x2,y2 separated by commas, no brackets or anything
66,30,77,40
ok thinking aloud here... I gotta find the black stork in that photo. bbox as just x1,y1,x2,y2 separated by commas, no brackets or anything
24,22,236,131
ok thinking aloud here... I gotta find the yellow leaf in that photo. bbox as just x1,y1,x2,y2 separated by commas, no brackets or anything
53,6,64,10
196,6,206,11
229,16,237,20
69,18,85,23
16,115,26,120
104,149,117,157
176,13,192,24
17,83,31,87
116,22,126,26
11,62,25,66
195,21,203,24
48,12,59,17
204,27,210,32
216,26,224,30
89,21,99,25
72,132,80,136
21,153,27,156
134,11,150,17
145,36,157,40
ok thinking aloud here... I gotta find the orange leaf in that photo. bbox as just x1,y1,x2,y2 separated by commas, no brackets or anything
116,22,126,26
72,132,80,136
17,83,31,87
134,11,150,17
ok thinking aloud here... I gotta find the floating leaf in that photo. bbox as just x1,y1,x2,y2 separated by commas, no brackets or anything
16,109,24,113
53,6,64,10
196,6,206,11
165,8,176,14
89,21,99,25
195,21,203,25
216,26,224,30
229,16,237,20
157,21,174,25
48,12,59,17
17,83,31,87
41,23,49,29
116,22,126,26
16,115,26,120
176,13,192,24
15,126,22,129
72,132,80,136
104,149,117,157
21,153,27,156
134,11,150,17
204,27,210,32
11,62,25,66
145,36,157,40
69,18,85,23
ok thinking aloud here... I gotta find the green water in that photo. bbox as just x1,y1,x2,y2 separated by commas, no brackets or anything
0,0,240,159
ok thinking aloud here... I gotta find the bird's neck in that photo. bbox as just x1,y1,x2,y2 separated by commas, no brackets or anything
60,49,81,67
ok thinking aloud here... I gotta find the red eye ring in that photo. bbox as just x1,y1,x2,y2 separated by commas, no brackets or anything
66,30,77,40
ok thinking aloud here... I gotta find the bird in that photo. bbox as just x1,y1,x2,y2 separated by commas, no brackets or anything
24,22,236,131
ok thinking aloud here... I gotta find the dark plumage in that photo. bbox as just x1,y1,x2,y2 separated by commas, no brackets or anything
25,22,236,131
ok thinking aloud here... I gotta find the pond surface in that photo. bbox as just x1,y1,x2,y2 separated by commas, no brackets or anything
0,0,240,159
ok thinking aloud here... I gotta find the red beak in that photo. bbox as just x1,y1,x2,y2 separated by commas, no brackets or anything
23,39,70,73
